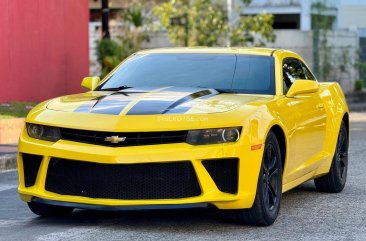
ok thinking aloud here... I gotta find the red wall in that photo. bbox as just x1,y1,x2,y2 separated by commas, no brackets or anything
0,0,89,102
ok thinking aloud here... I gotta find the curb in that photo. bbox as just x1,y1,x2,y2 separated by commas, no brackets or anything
0,154,17,171
350,112,366,122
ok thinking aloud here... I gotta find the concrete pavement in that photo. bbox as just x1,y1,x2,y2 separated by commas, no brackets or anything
0,144,17,154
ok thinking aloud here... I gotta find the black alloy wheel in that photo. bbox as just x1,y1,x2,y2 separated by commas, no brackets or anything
236,131,283,226
262,142,281,212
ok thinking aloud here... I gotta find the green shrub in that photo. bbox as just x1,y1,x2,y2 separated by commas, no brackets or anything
355,80,364,91
96,39,122,78
0,102,37,119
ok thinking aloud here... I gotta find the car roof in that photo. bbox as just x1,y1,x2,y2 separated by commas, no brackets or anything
137,47,288,56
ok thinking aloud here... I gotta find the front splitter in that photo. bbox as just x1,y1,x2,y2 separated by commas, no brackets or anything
31,197,213,211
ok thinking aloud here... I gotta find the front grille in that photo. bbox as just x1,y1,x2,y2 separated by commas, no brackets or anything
45,158,201,200
202,158,239,194
60,128,188,147
22,153,43,187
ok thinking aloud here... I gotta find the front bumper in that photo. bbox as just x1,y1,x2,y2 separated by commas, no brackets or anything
18,127,264,210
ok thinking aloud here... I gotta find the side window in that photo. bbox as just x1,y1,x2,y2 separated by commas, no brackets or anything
282,58,313,94
301,63,316,80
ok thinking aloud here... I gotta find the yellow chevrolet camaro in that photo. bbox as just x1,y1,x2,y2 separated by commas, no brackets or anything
18,48,349,226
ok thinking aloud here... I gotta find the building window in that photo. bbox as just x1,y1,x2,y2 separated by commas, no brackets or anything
360,38,366,86
273,14,300,29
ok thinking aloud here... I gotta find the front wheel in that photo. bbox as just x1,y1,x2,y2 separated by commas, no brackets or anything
236,131,283,226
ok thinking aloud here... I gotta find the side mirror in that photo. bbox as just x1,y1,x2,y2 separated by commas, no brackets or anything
286,79,319,98
81,77,101,91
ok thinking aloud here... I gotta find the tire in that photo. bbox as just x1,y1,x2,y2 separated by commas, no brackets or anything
314,121,348,193
236,131,283,226
27,202,74,217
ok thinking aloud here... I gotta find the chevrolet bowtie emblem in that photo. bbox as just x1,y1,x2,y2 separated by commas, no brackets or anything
104,136,126,144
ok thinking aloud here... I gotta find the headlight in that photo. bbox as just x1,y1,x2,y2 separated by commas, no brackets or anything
186,127,241,145
26,123,61,142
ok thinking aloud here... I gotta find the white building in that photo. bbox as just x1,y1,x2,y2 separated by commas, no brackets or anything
338,0,366,87
241,0,339,31
338,0,366,30
239,0,364,92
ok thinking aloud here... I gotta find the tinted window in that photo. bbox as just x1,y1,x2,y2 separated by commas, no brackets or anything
283,58,315,94
302,64,316,80
232,56,274,94
98,54,275,95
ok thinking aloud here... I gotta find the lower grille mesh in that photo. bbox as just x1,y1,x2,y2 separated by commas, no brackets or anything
45,158,201,200
202,158,239,194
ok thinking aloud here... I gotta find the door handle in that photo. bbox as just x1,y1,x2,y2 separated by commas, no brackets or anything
316,103,324,109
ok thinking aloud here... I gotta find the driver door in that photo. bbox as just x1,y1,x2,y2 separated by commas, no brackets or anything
279,58,327,182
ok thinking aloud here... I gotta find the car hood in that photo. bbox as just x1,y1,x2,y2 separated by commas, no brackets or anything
46,87,272,115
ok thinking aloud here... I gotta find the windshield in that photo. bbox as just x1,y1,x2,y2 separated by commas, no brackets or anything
97,53,275,95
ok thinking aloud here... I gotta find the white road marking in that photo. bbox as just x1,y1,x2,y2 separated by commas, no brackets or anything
36,227,103,241
0,169,17,174
0,218,33,228
350,128,366,131
0,184,17,192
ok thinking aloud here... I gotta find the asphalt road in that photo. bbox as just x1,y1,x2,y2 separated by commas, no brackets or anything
0,122,365,241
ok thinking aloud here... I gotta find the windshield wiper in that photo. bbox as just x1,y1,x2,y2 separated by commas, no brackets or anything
100,85,133,91
214,88,240,94
197,86,239,94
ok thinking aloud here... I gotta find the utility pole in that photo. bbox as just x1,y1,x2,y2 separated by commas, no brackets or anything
227,0,233,47
101,0,110,39
183,13,189,47
170,14,189,47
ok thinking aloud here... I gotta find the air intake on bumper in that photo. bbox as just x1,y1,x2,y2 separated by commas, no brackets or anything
22,153,43,187
202,158,239,194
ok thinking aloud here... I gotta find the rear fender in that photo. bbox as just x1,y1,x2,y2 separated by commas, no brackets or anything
317,82,349,173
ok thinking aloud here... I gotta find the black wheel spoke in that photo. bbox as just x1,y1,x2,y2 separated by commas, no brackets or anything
269,178,277,197
268,156,277,173
267,146,272,159
340,165,345,178
339,151,348,158
339,157,347,166
269,168,278,181
263,182,269,206
337,132,344,150
268,183,276,207
264,146,272,171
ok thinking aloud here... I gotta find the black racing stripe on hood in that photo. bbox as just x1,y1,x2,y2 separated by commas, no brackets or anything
74,96,105,113
73,93,138,115
73,87,153,114
127,89,217,115
90,93,134,114
162,89,214,114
